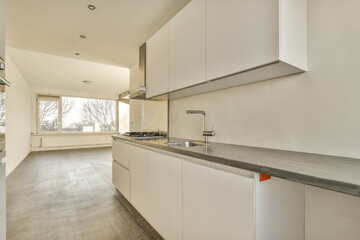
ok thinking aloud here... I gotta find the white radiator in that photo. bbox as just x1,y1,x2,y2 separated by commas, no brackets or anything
41,135,112,148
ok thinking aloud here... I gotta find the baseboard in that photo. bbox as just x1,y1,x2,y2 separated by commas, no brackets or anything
114,190,164,240
6,150,30,177
31,143,112,152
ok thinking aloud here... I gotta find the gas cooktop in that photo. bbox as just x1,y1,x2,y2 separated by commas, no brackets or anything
122,132,167,140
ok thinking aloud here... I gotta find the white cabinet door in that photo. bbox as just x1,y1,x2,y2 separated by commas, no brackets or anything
183,160,255,240
112,161,130,200
0,0,4,61
146,24,169,98
169,0,206,91
148,151,182,240
112,140,130,169
305,186,360,240
206,0,279,81
129,146,150,218
255,176,305,240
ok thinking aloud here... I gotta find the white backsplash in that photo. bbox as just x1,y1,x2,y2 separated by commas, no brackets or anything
169,0,360,159
130,99,168,132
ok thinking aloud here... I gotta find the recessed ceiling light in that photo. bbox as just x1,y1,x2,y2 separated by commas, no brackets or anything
88,5,96,10
75,53,80,56
80,35,86,39
83,80,93,85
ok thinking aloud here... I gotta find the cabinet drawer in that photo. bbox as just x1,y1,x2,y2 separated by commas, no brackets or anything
112,140,130,169
112,160,130,200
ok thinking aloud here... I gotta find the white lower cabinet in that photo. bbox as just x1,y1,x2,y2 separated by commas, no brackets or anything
113,141,360,240
112,140,130,169
129,146,150,218
183,160,255,240
255,176,305,240
147,151,183,240
112,160,130,200
305,186,360,240
113,142,308,240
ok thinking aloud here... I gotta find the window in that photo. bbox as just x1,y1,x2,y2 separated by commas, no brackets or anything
38,96,60,132
118,101,129,133
37,95,129,133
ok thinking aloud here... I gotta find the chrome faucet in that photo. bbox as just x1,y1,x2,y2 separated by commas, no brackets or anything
186,110,215,143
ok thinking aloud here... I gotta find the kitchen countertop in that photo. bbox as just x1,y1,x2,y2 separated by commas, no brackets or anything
112,135,360,197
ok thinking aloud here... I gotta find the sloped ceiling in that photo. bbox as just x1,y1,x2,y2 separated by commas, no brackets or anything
6,0,190,68
7,47,129,97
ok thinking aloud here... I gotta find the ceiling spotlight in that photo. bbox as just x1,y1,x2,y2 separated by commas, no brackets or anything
83,80,93,85
75,53,80,56
88,5,96,10
80,35,86,39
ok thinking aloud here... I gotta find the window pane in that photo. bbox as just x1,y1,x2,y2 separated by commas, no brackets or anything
39,100,60,132
118,101,129,133
62,97,116,132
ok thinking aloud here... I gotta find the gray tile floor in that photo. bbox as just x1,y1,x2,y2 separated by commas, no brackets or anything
6,147,151,240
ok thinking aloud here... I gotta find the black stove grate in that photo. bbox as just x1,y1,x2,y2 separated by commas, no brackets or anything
123,132,167,138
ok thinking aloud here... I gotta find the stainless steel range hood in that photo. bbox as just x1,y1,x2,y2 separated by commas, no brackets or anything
120,43,147,101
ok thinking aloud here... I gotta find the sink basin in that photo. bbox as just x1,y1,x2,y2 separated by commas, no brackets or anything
166,141,207,148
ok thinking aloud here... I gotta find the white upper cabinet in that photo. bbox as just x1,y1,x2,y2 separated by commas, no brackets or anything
146,0,307,99
146,23,169,98
169,0,206,91
0,0,5,61
206,0,307,81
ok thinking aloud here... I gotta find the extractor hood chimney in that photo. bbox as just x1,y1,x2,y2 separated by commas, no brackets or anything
120,43,147,101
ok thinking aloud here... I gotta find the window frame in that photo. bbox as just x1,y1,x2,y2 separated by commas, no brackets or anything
36,94,121,134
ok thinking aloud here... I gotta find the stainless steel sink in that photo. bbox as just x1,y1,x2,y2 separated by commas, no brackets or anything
166,141,208,148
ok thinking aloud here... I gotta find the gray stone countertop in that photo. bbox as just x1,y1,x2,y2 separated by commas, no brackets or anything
112,135,360,197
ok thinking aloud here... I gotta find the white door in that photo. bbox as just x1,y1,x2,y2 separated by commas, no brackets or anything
183,160,255,240
256,176,305,240
206,0,279,81
148,151,182,240
305,186,360,240
146,24,169,98
129,146,150,218
169,0,206,91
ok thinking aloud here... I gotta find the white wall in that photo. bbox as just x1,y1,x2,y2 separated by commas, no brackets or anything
130,99,168,132
170,0,360,159
3,54,31,175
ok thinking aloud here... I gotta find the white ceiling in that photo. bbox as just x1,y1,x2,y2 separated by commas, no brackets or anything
6,0,190,68
7,47,129,97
